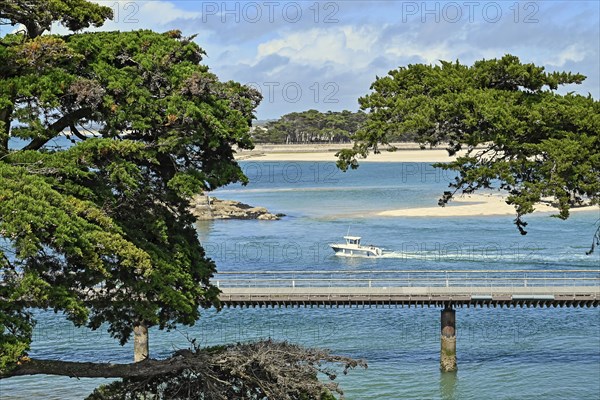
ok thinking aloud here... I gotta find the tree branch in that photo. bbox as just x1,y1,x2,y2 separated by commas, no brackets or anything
2,356,198,379
23,108,92,151
586,222,600,255
69,123,88,141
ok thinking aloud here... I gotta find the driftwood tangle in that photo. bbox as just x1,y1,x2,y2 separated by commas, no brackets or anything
2,341,366,400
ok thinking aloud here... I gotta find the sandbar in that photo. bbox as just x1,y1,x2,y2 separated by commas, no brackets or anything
236,143,460,163
377,193,599,217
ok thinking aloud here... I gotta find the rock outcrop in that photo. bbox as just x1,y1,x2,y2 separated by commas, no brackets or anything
190,195,283,220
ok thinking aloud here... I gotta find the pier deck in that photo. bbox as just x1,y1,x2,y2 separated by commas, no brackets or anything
214,269,600,308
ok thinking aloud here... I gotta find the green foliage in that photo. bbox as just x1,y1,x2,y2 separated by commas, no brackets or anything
0,0,113,39
0,259,34,373
1,1,260,372
257,109,367,144
340,55,599,239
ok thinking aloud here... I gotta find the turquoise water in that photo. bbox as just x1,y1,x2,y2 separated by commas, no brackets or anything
2,162,599,399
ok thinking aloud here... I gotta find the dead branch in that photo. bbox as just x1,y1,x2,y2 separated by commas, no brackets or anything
2,340,367,400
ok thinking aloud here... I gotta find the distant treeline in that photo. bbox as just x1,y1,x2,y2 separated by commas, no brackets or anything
252,110,418,144
252,110,364,144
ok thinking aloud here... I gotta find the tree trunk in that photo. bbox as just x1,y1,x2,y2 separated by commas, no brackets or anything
0,105,12,156
133,321,149,363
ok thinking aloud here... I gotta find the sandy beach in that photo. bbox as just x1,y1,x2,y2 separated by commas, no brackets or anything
377,193,599,217
236,143,460,163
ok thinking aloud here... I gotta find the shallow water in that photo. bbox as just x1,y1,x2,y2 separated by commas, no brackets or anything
2,162,599,399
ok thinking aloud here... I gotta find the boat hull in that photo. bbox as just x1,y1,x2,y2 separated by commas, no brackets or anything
330,244,382,257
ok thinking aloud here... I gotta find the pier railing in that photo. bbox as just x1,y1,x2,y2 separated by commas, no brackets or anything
213,269,600,289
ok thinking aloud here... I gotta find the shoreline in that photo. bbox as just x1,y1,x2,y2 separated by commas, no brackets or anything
377,193,599,217
236,143,461,163
233,144,599,218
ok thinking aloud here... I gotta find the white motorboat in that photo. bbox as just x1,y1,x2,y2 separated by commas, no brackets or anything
329,236,383,257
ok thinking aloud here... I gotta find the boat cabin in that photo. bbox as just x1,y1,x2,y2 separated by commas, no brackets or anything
344,236,362,246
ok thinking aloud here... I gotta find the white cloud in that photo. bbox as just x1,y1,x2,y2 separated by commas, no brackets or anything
94,0,200,26
256,26,380,70
545,43,589,67
384,38,459,65
341,26,379,52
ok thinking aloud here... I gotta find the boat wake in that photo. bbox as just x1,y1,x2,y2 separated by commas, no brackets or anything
333,253,384,259
377,250,598,268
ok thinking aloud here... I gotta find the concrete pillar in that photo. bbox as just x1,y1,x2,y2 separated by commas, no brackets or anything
440,306,457,372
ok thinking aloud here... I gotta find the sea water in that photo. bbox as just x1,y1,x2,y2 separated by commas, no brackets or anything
2,162,599,399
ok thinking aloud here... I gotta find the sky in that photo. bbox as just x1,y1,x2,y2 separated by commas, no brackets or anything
44,1,600,119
